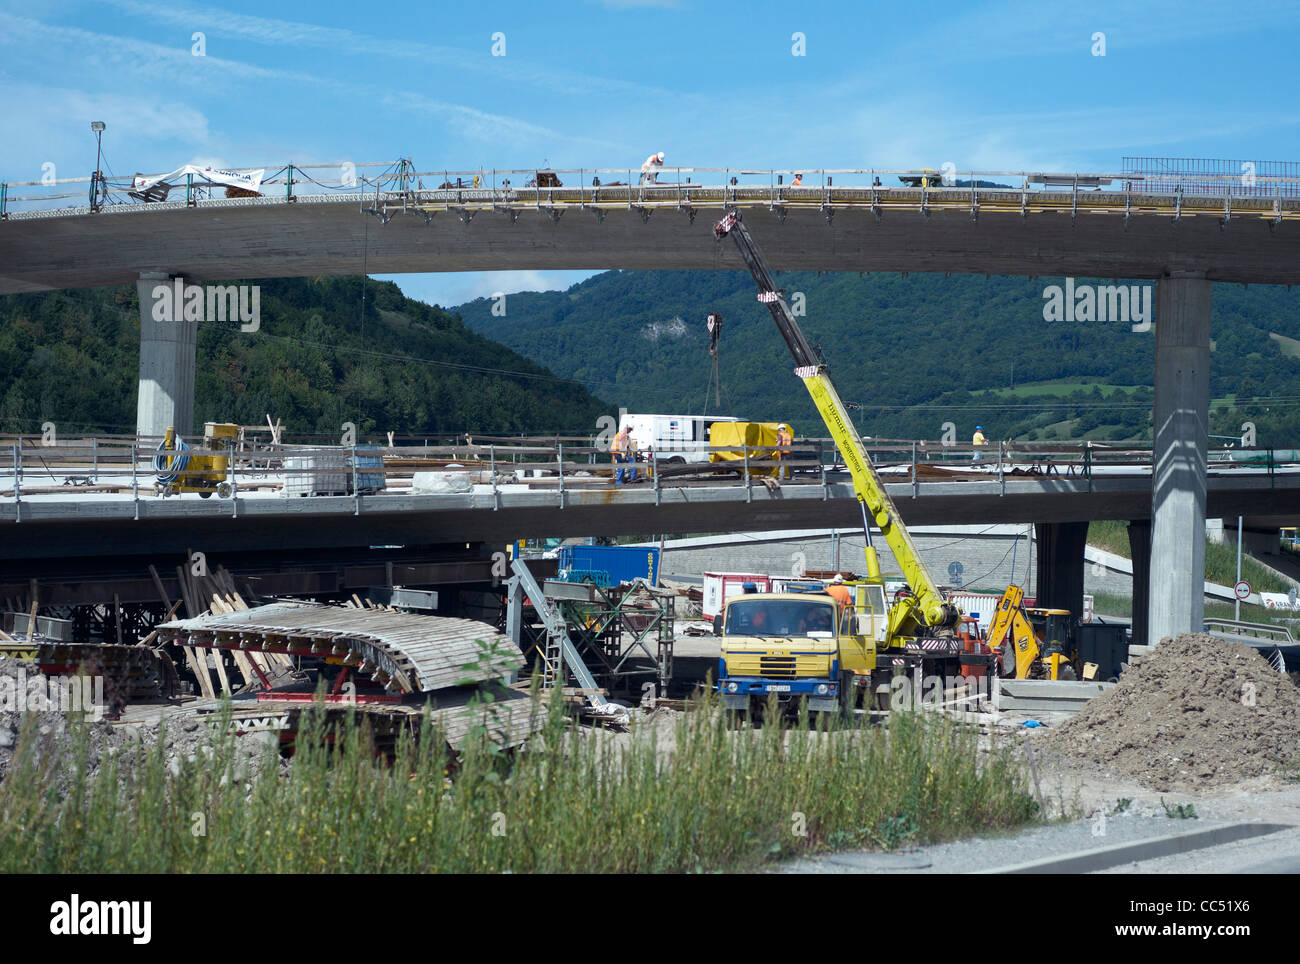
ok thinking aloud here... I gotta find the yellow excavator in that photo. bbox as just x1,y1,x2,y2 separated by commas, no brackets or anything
986,585,1077,680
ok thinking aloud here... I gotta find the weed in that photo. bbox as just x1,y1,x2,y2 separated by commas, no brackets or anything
1160,798,1198,819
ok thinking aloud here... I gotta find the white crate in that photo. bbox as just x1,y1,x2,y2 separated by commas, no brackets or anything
284,450,349,497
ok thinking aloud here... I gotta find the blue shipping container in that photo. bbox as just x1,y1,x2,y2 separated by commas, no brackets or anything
558,545,660,586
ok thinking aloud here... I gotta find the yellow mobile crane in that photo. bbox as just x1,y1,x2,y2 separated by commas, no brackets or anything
712,210,963,715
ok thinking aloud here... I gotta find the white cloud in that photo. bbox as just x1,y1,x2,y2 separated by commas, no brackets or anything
93,0,681,99
0,82,209,182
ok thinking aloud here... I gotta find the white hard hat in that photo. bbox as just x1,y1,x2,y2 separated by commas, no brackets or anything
831,574,844,584
657,151,665,161
779,423,788,430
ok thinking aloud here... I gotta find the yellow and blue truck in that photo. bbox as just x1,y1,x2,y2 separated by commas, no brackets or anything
716,581,892,714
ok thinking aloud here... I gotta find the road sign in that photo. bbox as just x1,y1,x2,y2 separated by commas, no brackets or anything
1234,580,1251,600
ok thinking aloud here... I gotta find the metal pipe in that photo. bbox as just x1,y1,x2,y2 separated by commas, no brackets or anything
1236,515,1244,621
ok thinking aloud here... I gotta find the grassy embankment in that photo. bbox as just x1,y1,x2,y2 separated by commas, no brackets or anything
1088,520,1295,621
0,691,1038,873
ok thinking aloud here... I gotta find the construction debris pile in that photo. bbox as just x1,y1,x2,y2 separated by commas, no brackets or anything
0,658,282,786
1045,633,1300,791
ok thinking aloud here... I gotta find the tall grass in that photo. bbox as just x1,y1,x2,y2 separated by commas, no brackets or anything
0,693,1037,873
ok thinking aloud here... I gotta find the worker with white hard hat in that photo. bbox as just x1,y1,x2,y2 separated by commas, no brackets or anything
826,573,852,608
640,151,665,185
775,422,793,480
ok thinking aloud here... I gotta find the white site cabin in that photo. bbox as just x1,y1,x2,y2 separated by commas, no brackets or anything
617,413,741,465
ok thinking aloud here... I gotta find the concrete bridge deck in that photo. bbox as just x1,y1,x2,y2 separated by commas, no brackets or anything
4,466,1297,560
4,170,1300,292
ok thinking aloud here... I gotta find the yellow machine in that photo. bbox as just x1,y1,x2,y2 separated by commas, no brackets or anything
713,210,963,716
716,586,890,716
154,422,238,499
714,210,959,647
986,585,1077,680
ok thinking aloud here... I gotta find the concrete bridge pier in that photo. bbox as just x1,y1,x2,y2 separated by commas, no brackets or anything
1149,273,1212,643
1127,519,1151,646
135,271,197,442
1034,522,1087,618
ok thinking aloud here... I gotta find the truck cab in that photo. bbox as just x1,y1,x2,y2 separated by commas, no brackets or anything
716,582,889,715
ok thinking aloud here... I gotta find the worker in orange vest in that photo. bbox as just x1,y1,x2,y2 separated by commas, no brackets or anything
775,423,793,479
826,574,852,608
791,173,803,187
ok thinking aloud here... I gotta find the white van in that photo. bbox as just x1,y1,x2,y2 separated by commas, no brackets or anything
618,413,741,465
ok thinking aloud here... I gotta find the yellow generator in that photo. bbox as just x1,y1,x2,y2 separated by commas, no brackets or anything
154,422,238,498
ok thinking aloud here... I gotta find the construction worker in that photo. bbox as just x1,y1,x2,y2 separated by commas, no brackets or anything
775,423,793,479
640,151,665,185
611,426,637,485
826,574,852,608
972,425,987,462
791,173,803,187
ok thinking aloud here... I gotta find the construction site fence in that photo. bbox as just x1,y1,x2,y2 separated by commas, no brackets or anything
8,158,1300,217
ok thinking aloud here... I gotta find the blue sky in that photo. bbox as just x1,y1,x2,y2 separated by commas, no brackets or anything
3,0,1298,306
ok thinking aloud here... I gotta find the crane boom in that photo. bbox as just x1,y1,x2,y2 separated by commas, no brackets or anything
714,210,957,636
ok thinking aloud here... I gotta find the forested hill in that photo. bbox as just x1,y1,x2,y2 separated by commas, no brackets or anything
454,270,1300,445
0,277,608,439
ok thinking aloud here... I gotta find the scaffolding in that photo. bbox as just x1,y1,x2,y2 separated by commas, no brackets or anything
534,577,675,695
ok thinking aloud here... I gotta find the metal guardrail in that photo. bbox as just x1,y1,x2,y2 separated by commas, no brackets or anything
1203,617,1296,643
1,432,1295,522
5,159,1300,220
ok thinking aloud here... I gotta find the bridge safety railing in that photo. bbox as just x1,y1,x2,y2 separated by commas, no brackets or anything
3,432,1295,519
7,158,1300,219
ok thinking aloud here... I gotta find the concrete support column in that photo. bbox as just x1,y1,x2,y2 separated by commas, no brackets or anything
1149,273,1212,643
136,272,197,441
1033,522,1087,618
505,576,523,646
1127,519,1151,647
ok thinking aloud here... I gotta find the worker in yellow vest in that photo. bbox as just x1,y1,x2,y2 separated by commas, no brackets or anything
612,427,637,484
972,425,987,462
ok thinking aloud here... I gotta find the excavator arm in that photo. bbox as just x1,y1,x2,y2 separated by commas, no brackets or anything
714,210,957,636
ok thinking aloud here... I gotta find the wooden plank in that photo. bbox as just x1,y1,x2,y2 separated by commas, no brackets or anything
209,644,231,696
230,649,260,690
184,646,215,699
148,564,172,608
137,600,183,647
175,565,198,619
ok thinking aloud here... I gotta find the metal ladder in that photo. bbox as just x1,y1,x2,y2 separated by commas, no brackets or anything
510,559,608,707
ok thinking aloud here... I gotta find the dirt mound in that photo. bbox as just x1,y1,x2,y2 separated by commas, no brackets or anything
1045,633,1300,791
